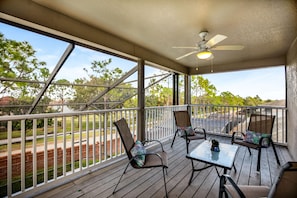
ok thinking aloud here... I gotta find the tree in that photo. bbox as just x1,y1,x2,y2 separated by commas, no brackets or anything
191,75,217,104
70,59,135,110
0,33,51,115
244,95,263,106
0,33,50,97
219,91,244,106
49,79,74,112
145,77,173,107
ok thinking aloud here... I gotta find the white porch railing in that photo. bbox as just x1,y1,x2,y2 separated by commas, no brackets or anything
0,108,139,197
190,104,287,144
0,104,287,197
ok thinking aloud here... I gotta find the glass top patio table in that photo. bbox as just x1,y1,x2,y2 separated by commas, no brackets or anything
186,140,239,184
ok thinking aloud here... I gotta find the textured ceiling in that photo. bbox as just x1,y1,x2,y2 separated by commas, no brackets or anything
2,0,297,74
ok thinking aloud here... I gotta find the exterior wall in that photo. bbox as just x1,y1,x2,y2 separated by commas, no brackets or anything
286,36,297,160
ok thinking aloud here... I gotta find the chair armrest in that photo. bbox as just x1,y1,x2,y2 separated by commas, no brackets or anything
231,131,245,142
142,140,165,151
194,127,207,139
220,174,246,198
259,136,265,146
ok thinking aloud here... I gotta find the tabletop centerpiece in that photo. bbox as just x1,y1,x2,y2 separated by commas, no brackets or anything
211,139,220,152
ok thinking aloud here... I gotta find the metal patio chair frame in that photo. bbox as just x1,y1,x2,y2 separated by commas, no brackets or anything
231,113,280,171
219,161,297,198
113,118,168,197
171,110,207,153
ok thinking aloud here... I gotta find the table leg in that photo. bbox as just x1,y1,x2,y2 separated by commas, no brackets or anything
215,166,220,176
188,160,195,185
223,168,227,175
188,160,213,185
233,163,237,173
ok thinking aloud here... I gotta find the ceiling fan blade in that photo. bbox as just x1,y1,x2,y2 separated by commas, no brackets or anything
211,45,244,50
206,34,227,48
176,51,197,60
172,46,197,49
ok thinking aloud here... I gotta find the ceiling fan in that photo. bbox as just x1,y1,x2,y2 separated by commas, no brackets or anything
173,31,244,60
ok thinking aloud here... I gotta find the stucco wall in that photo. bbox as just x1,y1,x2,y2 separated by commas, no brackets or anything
286,36,297,160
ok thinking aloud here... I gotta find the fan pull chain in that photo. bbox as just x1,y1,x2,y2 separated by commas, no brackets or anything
196,60,199,71
211,58,213,72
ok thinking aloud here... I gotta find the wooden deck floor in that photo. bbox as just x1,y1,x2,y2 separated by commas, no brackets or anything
35,135,292,198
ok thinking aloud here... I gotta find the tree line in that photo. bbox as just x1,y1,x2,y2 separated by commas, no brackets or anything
0,33,268,116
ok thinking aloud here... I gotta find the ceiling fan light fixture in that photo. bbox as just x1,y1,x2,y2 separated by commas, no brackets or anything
197,50,212,59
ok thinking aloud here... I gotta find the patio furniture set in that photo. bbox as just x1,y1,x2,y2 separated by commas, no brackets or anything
113,111,296,198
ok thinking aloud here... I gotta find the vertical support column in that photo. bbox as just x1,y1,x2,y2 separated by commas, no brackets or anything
185,75,191,113
173,73,179,105
185,74,191,105
138,59,145,141
284,65,288,144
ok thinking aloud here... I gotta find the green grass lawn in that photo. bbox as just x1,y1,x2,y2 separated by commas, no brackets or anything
0,115,119,152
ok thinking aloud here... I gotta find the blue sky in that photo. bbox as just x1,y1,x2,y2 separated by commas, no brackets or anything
203,67,285,100
0,22,140,82
1,22,285,100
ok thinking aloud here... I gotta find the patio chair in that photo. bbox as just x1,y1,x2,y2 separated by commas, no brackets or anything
171,110,206,153
231,113,280,171
113,118,168,197
219,161,297,198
